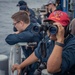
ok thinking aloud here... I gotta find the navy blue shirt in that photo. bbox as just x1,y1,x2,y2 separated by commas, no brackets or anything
6,23,42,45
34,35,54,62
5,23,43,75
34,34,75,75
30,15,38,24
5,23,42,57
29,8,35,17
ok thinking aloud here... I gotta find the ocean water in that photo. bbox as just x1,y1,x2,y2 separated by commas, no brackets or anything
0,0,48,56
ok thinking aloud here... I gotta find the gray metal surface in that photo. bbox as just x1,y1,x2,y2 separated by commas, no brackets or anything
42,69,53,75
0,55,8,75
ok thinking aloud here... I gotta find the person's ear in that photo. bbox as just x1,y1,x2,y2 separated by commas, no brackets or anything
20,21,24,26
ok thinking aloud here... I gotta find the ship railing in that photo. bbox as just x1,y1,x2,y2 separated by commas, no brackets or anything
9,42,53,75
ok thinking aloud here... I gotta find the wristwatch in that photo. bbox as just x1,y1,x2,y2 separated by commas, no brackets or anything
55,42,64,47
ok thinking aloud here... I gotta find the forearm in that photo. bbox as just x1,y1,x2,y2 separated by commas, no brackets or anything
19,52,38,69
47,45,63,73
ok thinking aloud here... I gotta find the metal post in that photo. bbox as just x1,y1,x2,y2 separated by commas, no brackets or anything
63,0,67,12
66,0,68,13
9,44,21,75
73,0,75,18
